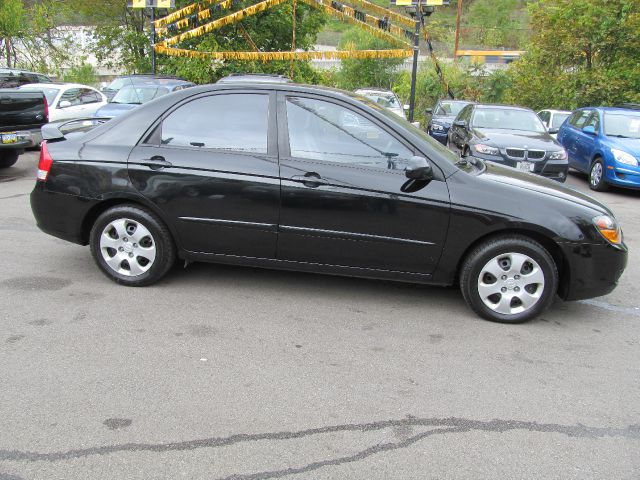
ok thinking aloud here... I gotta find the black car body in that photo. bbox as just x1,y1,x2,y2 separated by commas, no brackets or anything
448,104,569,182
426,99,474,145
0,89,48,167
31,84,626,323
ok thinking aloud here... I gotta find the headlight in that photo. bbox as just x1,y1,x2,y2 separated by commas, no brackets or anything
549,149,567,160
431,123,445,132
474,144,500,155
593,215,622,245
611,148,637,166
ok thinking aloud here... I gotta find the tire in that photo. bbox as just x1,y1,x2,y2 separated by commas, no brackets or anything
89,205,176,287
0,150,19,168
460,235,558,323
589,158,609,191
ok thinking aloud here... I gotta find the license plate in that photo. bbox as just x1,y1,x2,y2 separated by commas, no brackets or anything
517,161,534,172
1,133,17,144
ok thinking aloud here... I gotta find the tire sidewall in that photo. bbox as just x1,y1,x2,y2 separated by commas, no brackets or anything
462,239,557,323
90,206,173,286
0,150,19,168
589,159,607,191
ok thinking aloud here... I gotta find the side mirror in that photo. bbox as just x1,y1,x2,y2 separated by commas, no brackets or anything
453,119,467,128
582,125,596,135
548,127,559,135
403,104,410,110
425,108,433,114
58,100,72,109
405,156,433,181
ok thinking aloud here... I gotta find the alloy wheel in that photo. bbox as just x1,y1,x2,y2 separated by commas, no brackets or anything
590,162,603,188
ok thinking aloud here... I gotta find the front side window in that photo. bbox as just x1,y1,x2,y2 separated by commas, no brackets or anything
286,96,413,170
59,88,81,107
80,88,100,104
583,112,600,132
551,112,570,128
161,94,268,153
570,110,591,128
538,111,550,125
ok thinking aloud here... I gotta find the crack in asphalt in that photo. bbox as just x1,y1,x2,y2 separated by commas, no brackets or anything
0,416,637,469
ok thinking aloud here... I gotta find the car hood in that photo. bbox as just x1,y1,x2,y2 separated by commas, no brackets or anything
96,103,138,118
431,114,455,126
473,128,561,150
606,136,640,156
479,162,610,215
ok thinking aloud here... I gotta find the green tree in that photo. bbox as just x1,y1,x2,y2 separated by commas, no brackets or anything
465,0,528,49
336,28,404,90
62,62,98,85
506,0,640,109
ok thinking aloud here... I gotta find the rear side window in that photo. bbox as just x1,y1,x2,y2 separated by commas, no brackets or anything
80,88,101,104
60,88,82,106
161,94,268,153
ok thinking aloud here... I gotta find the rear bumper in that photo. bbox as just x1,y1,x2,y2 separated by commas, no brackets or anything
31,184,95,245
0,129,42,149
559,241,628,301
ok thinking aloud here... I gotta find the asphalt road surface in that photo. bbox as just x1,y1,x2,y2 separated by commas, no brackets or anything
1,152,638,480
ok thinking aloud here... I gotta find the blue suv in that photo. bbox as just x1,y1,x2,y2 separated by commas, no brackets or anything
557,107,640,191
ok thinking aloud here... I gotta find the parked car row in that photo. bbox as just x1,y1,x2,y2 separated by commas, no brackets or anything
424,97,640,191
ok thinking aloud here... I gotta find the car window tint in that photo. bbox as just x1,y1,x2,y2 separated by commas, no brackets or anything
570,110,591,128
583,112,600,131
551,112,570,128
161,94,268,152
286,96,413,170
538,111,550,124
80,88,100,104
60,88,82,106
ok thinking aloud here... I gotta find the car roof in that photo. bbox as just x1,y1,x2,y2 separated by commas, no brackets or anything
217,73,292,84
474,103,534,112
593,106,640,113
19,82,97,89
539,109,572,114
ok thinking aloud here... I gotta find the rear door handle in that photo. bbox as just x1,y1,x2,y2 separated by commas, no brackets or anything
291,172,328,187
139,156,172,170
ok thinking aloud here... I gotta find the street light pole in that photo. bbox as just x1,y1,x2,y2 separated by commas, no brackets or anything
408,0,422,123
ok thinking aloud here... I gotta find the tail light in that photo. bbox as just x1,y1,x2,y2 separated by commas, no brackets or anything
37,141,53,181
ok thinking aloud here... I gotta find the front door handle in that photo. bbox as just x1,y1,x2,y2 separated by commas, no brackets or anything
139,156,172,170
291,172,328,188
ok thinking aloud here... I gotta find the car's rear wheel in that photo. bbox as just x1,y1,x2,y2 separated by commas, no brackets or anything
0,150,19,168
589,158,609,191
90,205,176,286
460,236,558,323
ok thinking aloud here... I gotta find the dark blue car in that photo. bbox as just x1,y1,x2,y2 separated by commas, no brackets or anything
557,107,640,191
426,99,474,145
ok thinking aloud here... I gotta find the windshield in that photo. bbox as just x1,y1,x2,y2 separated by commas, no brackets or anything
357,91,401,110
472,108,547,133
551,112,570,128
18,86,59,106
111,86,170,104
604,112,640,139
435,101,467,116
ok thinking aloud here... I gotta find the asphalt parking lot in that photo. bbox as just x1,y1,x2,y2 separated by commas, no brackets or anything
1,151,639,480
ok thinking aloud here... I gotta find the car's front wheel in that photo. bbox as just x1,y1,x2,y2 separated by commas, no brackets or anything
460,236,558,323
589,158,609,191
90,205,176,286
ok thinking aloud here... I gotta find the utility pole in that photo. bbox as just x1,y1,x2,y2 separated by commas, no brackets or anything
408,0,422,123
150,7,156,74
454,0,462,60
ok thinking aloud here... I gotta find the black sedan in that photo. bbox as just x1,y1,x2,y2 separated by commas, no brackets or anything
426,99,474,145
448,104,569,182
31,83,626,323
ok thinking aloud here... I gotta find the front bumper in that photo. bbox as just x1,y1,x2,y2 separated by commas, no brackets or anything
604,164,640,190
559,241,628,301
428,127,449,145
470,153,569,182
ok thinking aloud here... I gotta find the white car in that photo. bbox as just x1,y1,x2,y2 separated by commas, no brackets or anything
18,83,107,122
355,88,409,120
537,109,572,138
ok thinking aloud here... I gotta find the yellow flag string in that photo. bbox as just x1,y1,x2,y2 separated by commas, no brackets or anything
155,44,413,60
154,0,220,27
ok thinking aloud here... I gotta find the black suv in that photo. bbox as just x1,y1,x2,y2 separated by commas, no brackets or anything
0,68,52,88
447,104,569,182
